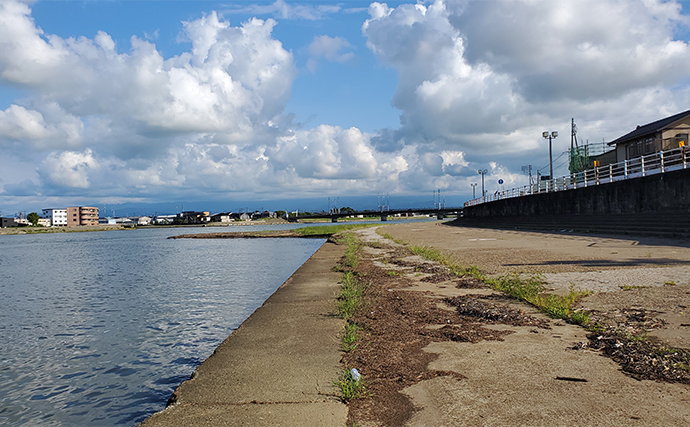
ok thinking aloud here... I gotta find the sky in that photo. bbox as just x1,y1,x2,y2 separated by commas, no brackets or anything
2,0,690,216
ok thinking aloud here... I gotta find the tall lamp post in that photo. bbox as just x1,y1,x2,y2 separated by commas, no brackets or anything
542,131,558,179
470,182,477,199
477,169,488,197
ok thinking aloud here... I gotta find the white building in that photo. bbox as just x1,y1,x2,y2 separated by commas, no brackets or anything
42,209,67,226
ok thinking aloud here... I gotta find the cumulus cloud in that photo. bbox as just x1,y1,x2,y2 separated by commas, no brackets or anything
363,0,690,163
0,3,295,140
307,35,355,72
38,149,99,190
2,0,690,210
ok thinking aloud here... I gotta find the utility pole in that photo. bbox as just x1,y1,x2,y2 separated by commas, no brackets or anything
470,183,477,199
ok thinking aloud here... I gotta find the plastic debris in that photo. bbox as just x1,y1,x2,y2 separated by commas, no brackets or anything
350,368,361,382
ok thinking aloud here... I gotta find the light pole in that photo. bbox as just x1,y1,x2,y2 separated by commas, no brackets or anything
542,131,558,179
470,182,477,199
477,169,488,197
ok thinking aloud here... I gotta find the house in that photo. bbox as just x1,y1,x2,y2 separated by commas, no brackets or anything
210,212,234,223
137,216,152,226
177,211,211,224
609,109,690,162
42,208,68,226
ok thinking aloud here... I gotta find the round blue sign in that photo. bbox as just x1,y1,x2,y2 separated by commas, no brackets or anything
498,179,504,184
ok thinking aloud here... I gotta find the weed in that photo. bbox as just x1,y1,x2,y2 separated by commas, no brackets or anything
365,240,385,249
375,229,408,245
620,285,648,290
664,280,677,286
339,232,363,269
342,322,361,352
386,270,402,276
335,369,367,401
294,223,377,237
569,310,591,326
486,275,591,322
337,272,367,321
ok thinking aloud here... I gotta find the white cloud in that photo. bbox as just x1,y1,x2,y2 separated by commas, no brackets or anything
307,35,355,71
38,149,99,189
223,0,341,21
2,0,690,211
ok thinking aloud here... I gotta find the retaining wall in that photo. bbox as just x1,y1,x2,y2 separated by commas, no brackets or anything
464,167,690,218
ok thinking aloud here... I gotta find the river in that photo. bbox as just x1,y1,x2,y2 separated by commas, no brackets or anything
0,225,326,426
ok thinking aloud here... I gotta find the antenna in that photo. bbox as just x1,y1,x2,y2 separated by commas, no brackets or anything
521,165,533,185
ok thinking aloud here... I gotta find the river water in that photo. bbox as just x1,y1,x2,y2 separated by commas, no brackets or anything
0,225,326,426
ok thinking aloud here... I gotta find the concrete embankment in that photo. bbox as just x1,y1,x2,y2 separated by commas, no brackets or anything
140,241,347,427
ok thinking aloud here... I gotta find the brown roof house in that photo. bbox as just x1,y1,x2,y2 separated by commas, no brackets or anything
609,109,690,162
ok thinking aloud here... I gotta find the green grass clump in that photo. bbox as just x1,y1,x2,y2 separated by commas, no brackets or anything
335,369,367,401
409,245,451,264
337,272,366,320
376,229,408,245
339,232,363,269
486,274,591,323
487,273,544,302
294,223,377,236
342,322,361,352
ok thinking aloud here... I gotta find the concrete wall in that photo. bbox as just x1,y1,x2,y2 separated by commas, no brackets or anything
464,167,690,218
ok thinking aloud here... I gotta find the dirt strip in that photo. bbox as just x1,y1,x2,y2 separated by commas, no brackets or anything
342,223,690,427
140,241,347,427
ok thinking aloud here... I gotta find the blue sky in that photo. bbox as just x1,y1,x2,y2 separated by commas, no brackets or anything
2,0,690,215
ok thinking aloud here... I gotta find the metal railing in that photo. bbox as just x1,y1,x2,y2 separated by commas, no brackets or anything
465,146,690,207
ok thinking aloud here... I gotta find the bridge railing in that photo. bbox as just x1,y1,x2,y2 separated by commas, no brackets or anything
464,146,690,207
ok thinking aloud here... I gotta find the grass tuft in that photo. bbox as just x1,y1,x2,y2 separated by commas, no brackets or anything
294,223,377,237
337,272,367,321
335,369,367,401
376,229,408,245
342,322,361,352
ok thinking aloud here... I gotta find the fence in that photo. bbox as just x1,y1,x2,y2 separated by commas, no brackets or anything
465,146,690,207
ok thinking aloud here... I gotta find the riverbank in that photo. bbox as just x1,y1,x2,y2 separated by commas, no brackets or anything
140,240,348,427
339,223,690,426
142,221,690,426
0,224,129,235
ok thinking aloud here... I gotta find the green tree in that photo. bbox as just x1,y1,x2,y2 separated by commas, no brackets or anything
27,212,40,226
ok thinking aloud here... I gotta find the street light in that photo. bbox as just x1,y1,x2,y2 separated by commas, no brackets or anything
542,131,558,179
470,182,478,199
477,169,488,197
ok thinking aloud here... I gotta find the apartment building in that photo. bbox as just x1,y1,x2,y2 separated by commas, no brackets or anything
67,206,99,226
42,208,68,226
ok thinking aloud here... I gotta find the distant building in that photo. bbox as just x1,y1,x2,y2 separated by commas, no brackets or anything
67,206,99,226
137,216,151,226
37,218,51,227
1,217,18,227
42,208,67,226
609,109,690,161
210,213,233,223
178,211,211,224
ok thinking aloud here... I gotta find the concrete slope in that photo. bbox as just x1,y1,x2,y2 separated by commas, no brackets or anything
140,241,347,427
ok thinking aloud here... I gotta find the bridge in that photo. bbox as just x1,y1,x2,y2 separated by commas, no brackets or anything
288,207,463,222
